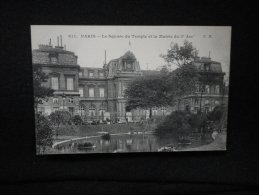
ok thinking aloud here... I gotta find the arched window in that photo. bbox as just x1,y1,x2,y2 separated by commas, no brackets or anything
145,109,150,119
99,87,104,97
53,97,59,104
89,104,96,116
79,87,84,97
79,105,85,116
161,107,166,115
99,104,105,118
152,107,158,115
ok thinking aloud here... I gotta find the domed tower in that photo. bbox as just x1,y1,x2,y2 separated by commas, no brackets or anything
106,51,142,78
105,51,142,122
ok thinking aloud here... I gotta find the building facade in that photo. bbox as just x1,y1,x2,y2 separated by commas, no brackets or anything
177,57,228,114
32,44,228,122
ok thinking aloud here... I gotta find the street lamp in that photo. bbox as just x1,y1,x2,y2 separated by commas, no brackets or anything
62,93,66,110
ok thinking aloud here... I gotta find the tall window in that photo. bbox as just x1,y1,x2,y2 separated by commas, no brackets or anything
79,87,84,97
79,105,85,116
89,105,96,116
161,107,166,115
152,107,158,115
53,98,59,104
194,99,199,104
205,107,209,113
51,77,59,90
89,88,94,97
84,70,88,77
194,107,199,113
215,85,220,93
89,72,93,77
99,72,104,77
67,78,74,90
123,83,128,95
79,72,83,77
205,85,210,93
99,87,104,97
145,109,150,118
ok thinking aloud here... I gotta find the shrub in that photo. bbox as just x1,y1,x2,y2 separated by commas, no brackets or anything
71,115,83,125
101,133,111,140
155,110,208,138
35,114,54,154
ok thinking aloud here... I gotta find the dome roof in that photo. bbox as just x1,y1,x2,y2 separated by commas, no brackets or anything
123,51,136,59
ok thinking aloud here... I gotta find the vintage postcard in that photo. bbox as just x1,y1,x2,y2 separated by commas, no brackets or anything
31,25,231,154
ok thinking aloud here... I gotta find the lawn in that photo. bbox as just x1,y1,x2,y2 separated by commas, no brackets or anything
57,122,156,138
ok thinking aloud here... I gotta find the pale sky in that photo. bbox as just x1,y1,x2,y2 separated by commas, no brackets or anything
31,25,231,76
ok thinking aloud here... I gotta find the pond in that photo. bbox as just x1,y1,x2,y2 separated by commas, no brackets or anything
54,133,212,153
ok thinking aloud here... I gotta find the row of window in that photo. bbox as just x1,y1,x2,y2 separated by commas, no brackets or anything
184,105,211,114
195,84,220,93
53,97,74,104
51,77,74,90
193,99,219,105
79,71,104,77
78,106,167,117
79,87,105,97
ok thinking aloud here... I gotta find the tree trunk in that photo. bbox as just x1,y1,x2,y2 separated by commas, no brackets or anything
199,86,204,113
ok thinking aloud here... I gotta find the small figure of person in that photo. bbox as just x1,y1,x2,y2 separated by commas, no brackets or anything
141,118,144,124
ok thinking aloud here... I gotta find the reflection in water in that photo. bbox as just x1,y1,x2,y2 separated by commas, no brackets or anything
56,134,208,154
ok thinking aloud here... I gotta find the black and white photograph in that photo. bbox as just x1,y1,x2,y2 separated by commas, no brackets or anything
31,25,231,154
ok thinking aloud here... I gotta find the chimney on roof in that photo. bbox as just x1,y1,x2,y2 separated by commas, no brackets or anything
60,35,62,47
64,44,66,50
57,36,59,46
209,51,210,58
49,39,51,46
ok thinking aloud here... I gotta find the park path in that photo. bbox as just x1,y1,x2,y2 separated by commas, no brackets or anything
181,131,227,151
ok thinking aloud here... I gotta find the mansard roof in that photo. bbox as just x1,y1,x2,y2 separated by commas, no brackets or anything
33,44,74,55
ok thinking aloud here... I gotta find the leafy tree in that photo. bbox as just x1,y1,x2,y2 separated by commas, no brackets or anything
35,113,54,154
155,111,192,138
160,40,199,67
49,111,71,139
33,64,54,112
71,115,83,125
124,72,174,118
125,40,202,118
33,64,55,153
208,103,228,132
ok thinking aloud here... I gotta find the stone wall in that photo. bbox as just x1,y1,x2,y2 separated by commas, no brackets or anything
32,52,49,64
59,53,76,65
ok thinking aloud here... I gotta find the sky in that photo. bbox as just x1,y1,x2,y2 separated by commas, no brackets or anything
31,25,231,77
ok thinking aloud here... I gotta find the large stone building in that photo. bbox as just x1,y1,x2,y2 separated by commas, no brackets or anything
177,56,228,114
32,43,228,122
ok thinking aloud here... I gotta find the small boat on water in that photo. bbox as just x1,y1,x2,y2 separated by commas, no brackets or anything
77,146,96,149
113,149,127,153
178,142,191,145
158,144,176,152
